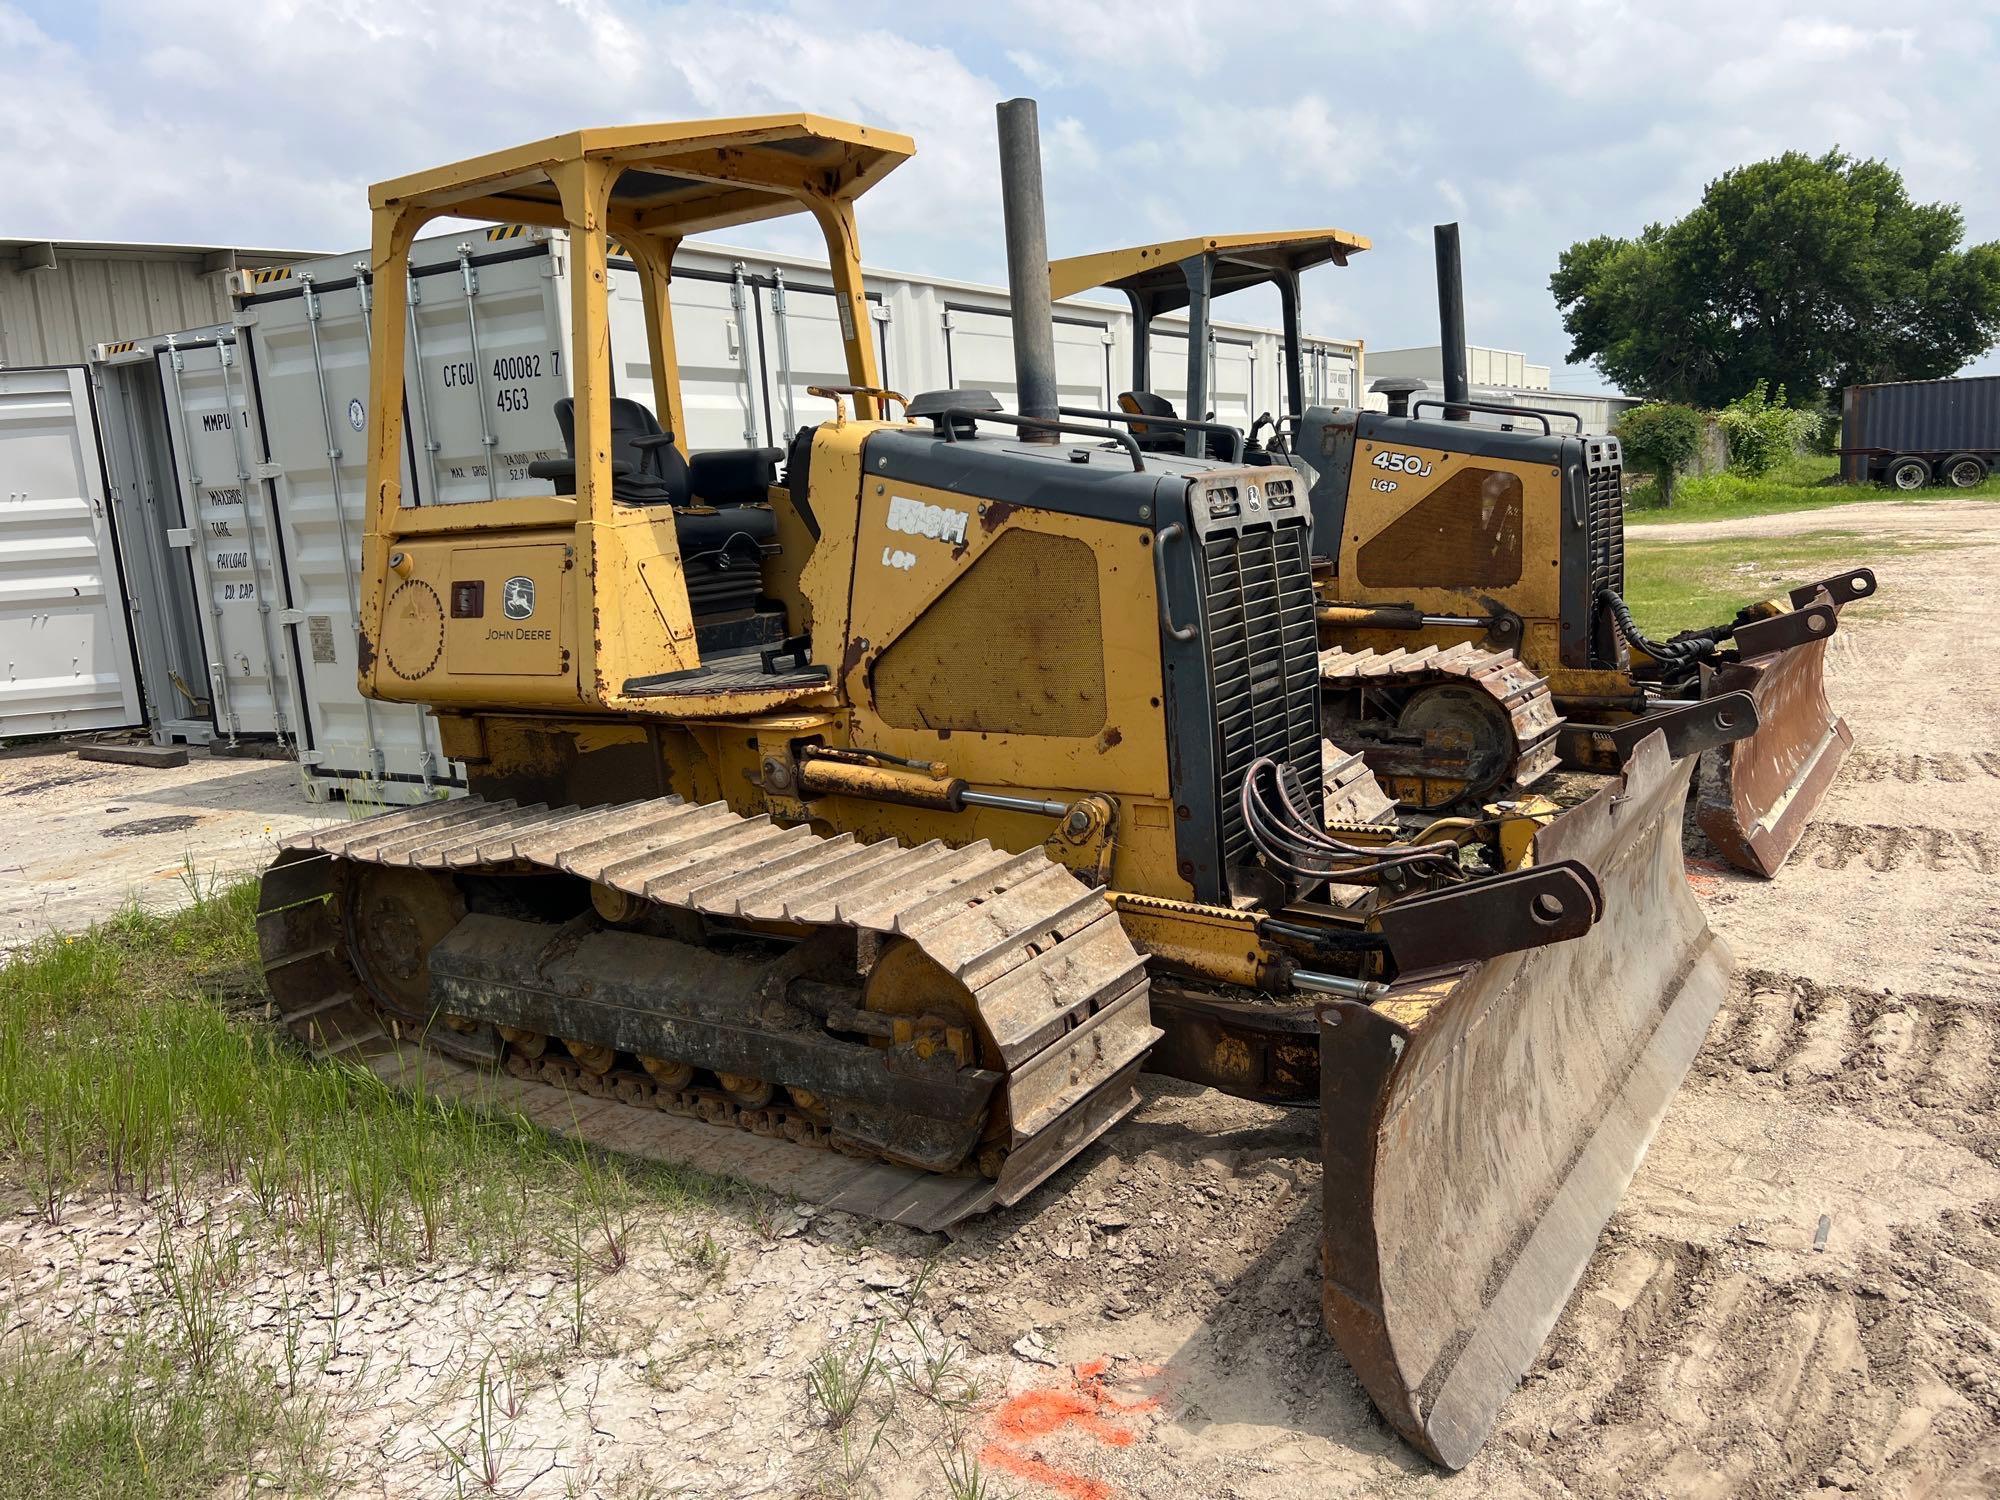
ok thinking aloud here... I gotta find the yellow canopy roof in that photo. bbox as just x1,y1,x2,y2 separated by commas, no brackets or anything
369,115,915,240
1049,229,1370,308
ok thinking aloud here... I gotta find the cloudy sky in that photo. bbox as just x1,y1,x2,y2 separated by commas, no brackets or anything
7,0,1998,390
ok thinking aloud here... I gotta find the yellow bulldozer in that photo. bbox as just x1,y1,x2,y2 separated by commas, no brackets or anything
1049,226,1874,876
256,103,1754,1466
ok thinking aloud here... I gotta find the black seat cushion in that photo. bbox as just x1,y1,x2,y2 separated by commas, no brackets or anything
675,504,778,564
689,447,782,507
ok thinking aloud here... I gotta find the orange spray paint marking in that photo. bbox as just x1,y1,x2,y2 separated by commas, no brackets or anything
982,1358,1164,1500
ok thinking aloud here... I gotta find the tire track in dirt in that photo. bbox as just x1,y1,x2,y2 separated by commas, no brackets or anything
1501,1210,2000,1499
1696,969,2000,1153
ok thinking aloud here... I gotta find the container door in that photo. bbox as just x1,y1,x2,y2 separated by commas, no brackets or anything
605,254,763,451
1149,330,1256,429
0,366,143,736
154,338,289,739
406,241,570,506
238,284,377,785
1304,342,1357,407
940,306,1112,412
757,273,894,447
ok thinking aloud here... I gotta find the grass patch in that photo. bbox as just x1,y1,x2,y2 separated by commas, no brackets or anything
0,1322,327,1500
0,878,754,1494
1622,529,1954,636
0,880,736,1266
1627,452,2000,525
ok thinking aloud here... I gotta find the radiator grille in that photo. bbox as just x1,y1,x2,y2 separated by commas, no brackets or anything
1584,437,1626,666
1200,519,1323,868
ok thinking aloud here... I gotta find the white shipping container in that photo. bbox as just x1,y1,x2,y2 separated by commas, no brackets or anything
232,232,596,799
76,223,1362,798
0,366,143,737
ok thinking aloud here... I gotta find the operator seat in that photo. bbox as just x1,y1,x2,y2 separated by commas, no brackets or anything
528,399,786,652
1118,390,1183,452
1118,390,1234,458
528,396,689,505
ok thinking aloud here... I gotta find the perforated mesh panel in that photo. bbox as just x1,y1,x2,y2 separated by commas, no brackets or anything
873,530,1107,737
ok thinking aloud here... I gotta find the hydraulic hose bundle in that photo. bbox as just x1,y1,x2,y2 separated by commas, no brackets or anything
1240,756,1462,883
1598,588,1731,664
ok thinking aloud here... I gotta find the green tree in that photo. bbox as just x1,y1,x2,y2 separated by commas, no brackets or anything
1551,151,2000,407
1615,402,1703,503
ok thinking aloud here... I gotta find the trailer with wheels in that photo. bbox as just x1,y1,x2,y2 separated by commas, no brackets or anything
1839,374,2000,489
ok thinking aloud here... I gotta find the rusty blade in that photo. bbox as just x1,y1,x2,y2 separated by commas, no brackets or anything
1318,735,1729,1468
1695,633,1852,878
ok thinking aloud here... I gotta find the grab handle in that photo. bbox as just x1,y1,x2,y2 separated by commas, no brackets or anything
1155,523,1197,642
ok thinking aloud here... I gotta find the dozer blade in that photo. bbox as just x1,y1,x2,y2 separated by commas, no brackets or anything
1695,586,1856,878
1317,732,1730,1468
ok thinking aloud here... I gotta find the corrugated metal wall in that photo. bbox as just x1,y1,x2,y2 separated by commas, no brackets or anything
0,250,235,367
1839,376,2000,480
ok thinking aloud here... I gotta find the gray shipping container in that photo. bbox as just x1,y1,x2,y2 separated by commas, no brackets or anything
1839,375,2000,483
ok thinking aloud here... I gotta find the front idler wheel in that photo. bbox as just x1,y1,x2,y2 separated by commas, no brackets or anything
342,865,465,1028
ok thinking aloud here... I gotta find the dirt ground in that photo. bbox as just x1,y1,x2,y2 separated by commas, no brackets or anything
0,743,334,950
6,501,2000,1497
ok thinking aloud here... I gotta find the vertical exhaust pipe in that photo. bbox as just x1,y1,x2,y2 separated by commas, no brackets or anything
996,97,1060,441
1434,223,1470,422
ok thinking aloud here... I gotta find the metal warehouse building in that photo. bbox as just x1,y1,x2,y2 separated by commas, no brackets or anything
0,237,318,367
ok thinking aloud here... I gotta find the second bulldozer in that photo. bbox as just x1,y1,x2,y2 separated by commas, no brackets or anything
255,103,1753,1468
1049,225,1875,875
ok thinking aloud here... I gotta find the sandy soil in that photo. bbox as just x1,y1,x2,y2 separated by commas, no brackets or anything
5,500,1999,1497
1633,496,1997,545
0,743,335,950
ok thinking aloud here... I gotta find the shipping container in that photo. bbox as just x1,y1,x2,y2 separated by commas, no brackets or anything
0,366,143,737
75,224,1361,796
1839,375,2000,487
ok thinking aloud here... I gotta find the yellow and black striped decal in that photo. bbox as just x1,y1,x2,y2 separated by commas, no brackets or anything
485,224,532,241
245,265,294,286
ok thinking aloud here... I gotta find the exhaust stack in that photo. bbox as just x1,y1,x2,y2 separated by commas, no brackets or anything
1434,223,1470,422
995,98,1060,440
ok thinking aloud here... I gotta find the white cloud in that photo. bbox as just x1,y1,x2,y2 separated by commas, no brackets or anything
1005,49,1066,88
4,0,1997,382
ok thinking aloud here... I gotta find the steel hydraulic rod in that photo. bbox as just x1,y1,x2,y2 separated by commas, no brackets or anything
958,789,1070,818
1293,969,1391,1002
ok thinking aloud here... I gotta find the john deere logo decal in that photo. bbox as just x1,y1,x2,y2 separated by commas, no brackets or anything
501,576,536,620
